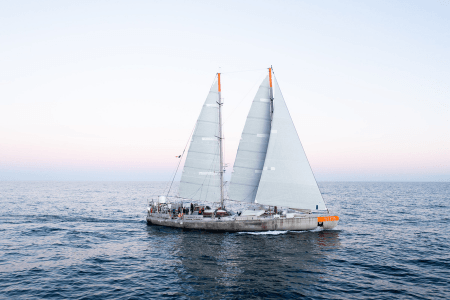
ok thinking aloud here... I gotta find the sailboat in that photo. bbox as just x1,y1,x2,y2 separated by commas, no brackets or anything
146,68,339,232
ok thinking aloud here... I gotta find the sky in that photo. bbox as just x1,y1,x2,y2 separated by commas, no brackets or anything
0,0,449,181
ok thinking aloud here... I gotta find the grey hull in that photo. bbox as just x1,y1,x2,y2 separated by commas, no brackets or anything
146,214,338,232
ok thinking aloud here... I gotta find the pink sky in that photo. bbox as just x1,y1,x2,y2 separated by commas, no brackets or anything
1,1,449,181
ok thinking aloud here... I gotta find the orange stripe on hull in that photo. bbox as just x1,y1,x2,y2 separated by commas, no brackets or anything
318,216,339,222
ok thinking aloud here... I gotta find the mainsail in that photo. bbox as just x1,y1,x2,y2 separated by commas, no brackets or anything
179,80,221,202
255,77,327,210
228,76,271,202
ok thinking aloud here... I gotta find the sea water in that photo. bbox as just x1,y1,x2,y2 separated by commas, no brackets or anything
0,182,449,299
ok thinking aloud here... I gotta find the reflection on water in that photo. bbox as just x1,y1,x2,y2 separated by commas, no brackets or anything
146,227,341,298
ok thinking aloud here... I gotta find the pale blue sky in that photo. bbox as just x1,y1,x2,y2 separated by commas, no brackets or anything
1,0,449,181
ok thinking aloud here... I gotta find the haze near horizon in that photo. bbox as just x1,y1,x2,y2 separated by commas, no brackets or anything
1,0,449,182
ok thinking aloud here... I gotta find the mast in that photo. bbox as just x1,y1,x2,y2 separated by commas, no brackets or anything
269,67,274,118
218,73,224,208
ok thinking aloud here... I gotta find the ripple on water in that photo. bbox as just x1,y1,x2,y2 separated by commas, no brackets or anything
0,181,449,299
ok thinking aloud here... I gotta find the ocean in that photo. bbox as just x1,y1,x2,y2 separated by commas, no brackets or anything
1,181,449,299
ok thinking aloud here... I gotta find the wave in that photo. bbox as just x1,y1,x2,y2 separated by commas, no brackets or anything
238,230,289,235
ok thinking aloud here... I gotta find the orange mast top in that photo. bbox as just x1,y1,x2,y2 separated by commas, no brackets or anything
218,73,221,92
268,68,273,88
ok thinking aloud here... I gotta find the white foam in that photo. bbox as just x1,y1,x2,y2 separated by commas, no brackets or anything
238,230,288,235
309,227,324,232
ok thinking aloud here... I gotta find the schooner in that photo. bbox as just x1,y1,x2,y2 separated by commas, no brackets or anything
146,68,339,232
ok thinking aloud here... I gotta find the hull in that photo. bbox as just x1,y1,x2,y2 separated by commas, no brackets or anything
146,213,339,232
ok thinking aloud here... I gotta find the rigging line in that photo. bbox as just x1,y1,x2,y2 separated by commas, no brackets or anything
221,68,267,74
204,141,221,203
222,131,227,204
166,125,196,198
203,149,214,203
222,72,267,126
163,163,178,196
230,184,258,203
198,145,221,204
209,73,219,89
244,185,258,202
223,180,229,200
184,138,220,201
224,197,252,203
164,163,180,196
197,118,221,203
184,157,213,200
273,75,328,209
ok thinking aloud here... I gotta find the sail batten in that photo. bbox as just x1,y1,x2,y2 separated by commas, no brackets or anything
255,77,327,210
228,76,271,202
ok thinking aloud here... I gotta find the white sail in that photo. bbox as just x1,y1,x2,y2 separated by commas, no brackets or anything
179,80,221,202
228,76,271,202
255,77,327,210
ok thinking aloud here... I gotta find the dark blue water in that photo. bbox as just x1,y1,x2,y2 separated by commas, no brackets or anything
1,182,449,299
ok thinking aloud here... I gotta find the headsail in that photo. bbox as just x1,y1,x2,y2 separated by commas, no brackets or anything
255,77,327,210
179,80,221,202
228,76,271,202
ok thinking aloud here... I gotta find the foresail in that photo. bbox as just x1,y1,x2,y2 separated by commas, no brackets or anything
179,80,221,202
255,78,327,210
228,76,271,202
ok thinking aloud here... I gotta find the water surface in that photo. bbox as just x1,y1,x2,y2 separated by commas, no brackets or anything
1,182,449,299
